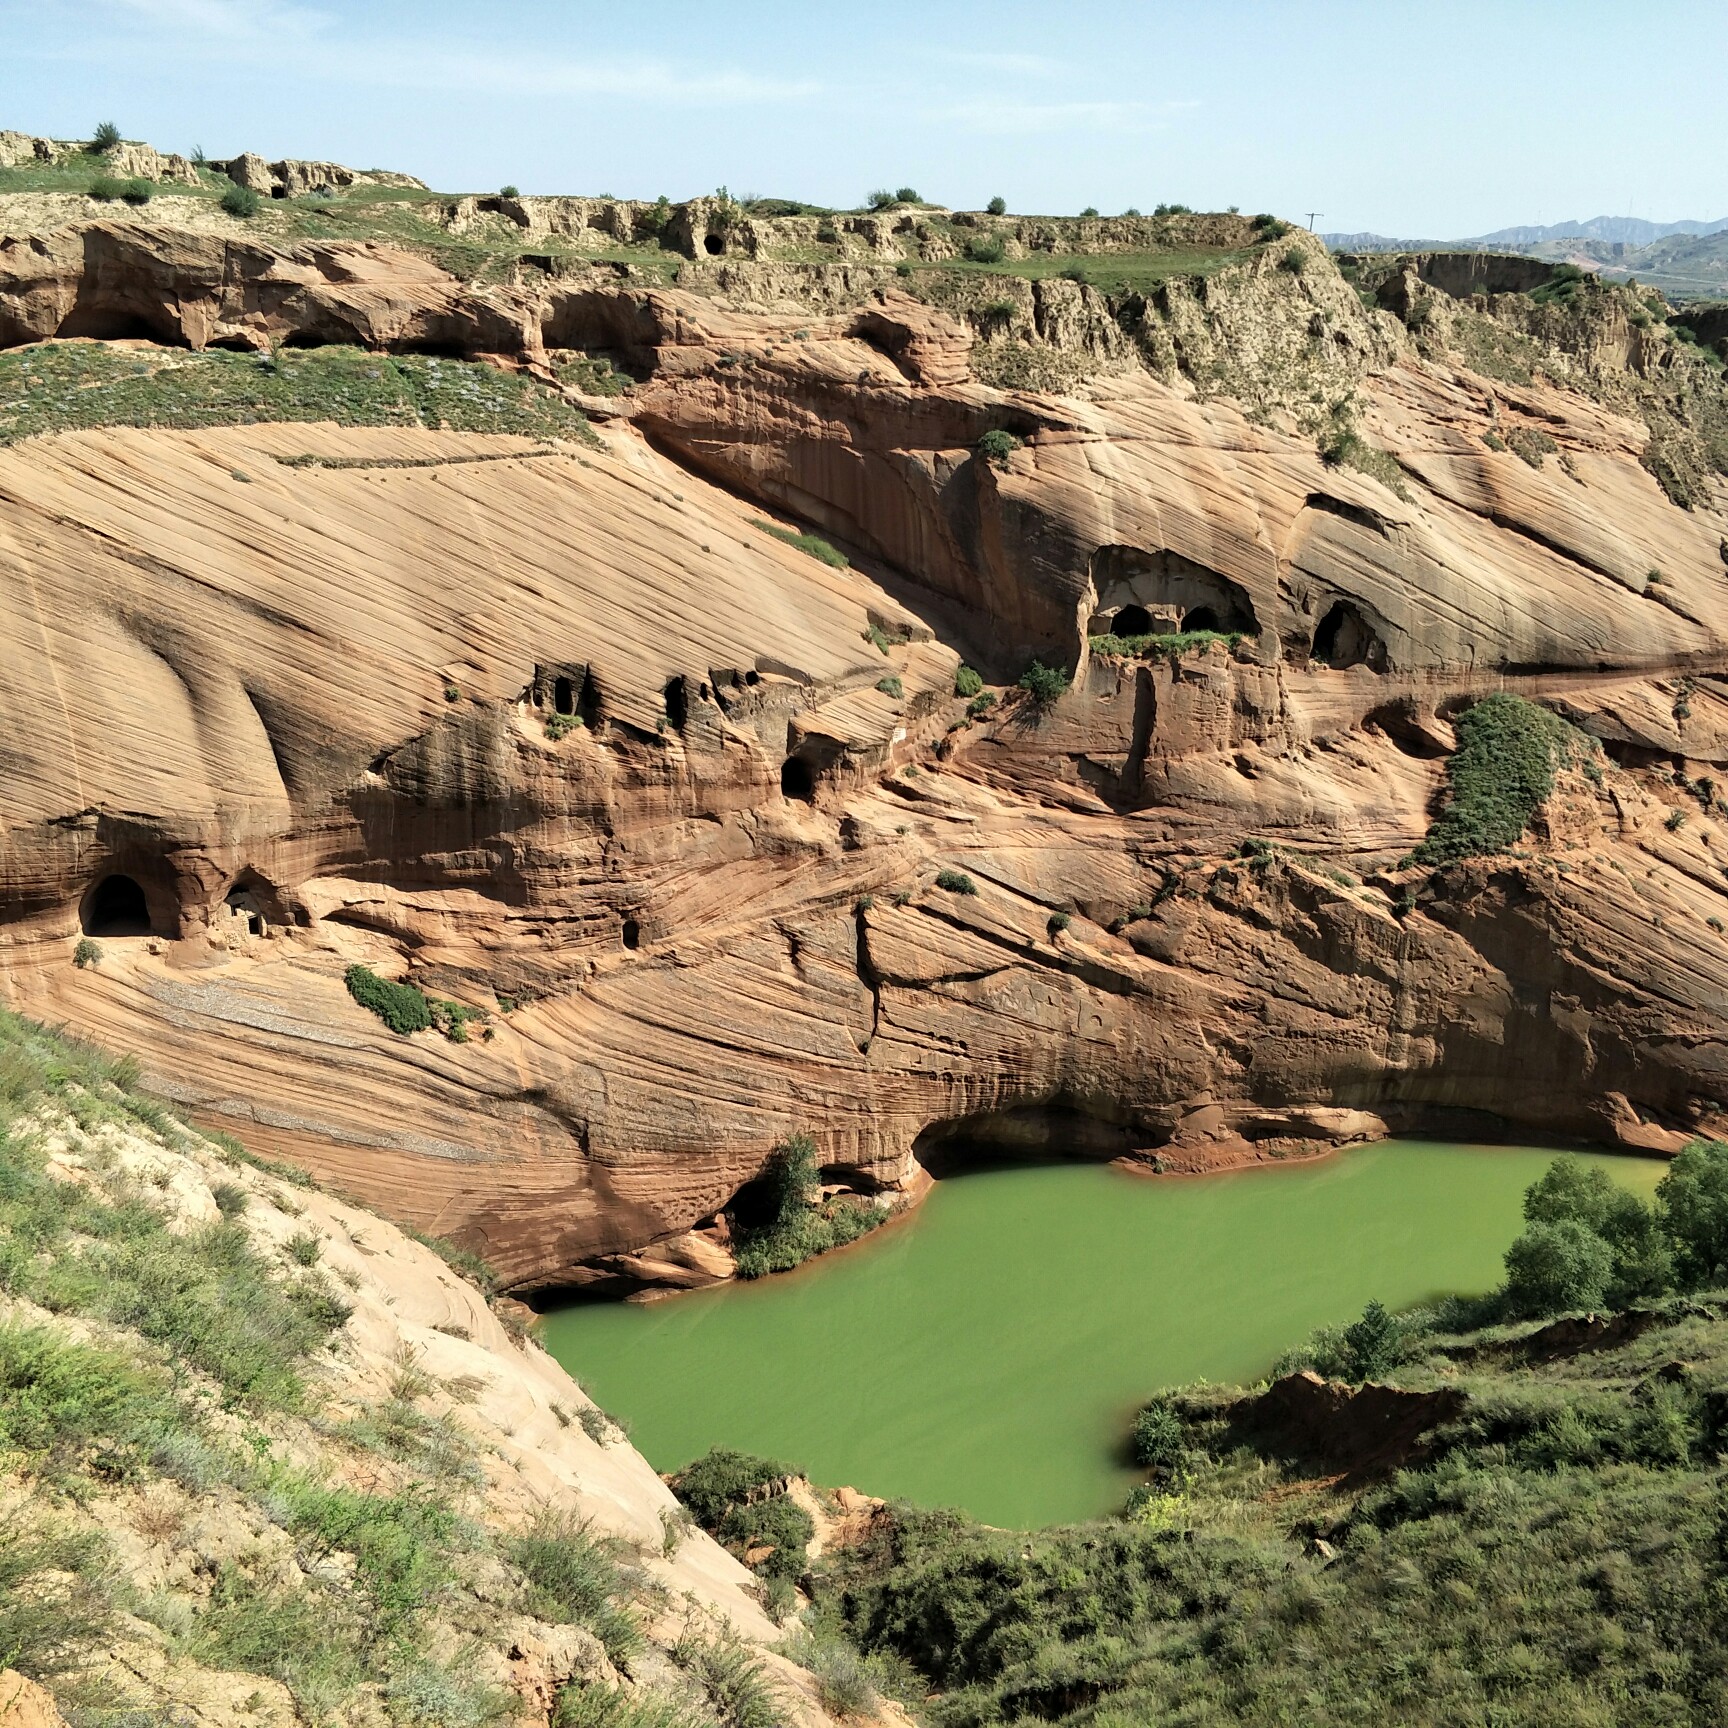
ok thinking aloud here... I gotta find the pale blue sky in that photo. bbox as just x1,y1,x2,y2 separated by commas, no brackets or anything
2,0,1722,236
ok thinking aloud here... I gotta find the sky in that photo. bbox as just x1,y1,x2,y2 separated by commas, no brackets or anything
1,0,1723,237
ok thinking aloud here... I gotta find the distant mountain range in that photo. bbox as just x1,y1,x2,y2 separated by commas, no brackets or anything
1324,215,1728,253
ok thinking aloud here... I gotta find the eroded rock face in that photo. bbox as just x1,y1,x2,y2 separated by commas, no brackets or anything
1,222,1727,1289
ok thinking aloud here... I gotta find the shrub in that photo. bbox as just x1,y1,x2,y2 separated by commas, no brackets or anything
673,1447,789,1527
1131,1400,1186,1468
88,175,124,201
986,196,1007,216
966,691,996,718
72,937,101,969
752,520,848,567
1017,660,1070,709
344,963,432,1034
866,189,894,210
500,184,520,198
933,870,976,898
507,1512,639,1661
729,1136,885,1278
220,183,262,218
965,234,1006,264
894,186,920,204
1281,245,1306,273
673,1637,789,1728
1412,694,1578,865
120,178,152,205
1341,1299,1400,1380
545,712,583,741
1657,1140,1728,1288
1503,1218,1615,1317
1047,911,1070,935
91,121,121,151
976,428,1020,466
875,676,904,699
0,1514,117,1678
0,1323,175,1474
1080,205,1099,217
954,664,983,698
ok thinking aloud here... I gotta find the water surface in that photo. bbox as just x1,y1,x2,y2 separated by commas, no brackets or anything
539,1141,1662,1528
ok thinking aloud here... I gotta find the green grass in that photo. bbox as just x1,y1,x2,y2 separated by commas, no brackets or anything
505,1512,642,1663
0,342,597,447
0,1513,118,1680
751,520,849,567
1089,628,1243,663
1412,693,1583,866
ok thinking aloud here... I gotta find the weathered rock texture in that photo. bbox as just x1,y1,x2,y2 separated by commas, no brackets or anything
2,212,1728,1289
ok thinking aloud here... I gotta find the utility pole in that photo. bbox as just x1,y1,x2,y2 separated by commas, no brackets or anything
1305,211,1322,233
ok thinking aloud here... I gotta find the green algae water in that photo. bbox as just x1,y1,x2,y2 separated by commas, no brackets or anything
538,1142,1663,1528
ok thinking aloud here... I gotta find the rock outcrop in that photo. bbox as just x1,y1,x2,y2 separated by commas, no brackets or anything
1,204,1727,1289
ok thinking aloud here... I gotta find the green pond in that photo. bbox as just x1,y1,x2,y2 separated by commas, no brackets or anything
538,1141,1664,1529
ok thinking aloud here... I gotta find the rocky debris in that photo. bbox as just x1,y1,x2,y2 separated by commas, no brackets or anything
217,152,426,198
1225,1370,1468,1482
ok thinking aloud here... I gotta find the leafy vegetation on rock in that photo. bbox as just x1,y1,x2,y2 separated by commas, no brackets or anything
345,962,434,1035
1412,692,1582,865
750,520,849,567
728,1134,886,1279
1016,660,1070,710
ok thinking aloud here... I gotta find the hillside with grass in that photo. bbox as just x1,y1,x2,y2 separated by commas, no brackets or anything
0,1007,834,1728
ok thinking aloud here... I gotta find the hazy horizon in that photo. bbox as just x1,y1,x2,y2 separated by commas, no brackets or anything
1,0,1722,238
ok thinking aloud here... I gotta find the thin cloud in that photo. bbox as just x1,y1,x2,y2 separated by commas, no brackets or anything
936,97,1199,135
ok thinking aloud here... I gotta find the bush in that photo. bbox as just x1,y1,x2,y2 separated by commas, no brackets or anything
344,963,432,1034
875,676,903,699
0,1514,117,1679
91,121,121,151
673,1637,788,1728
935,870,978,896
965,234,1006,264
866,189,894,210
88,175,124,202
119,177,152,205
1341,1299,1400,1380
1412,694,1578,866
500,184,520,198
752,520,848,567
1503,1218,1615,1317
0,1323,175,1474
1017,660,1070,709
1657,1139,1728,1288
1522,1155,1672,1304
894,186,920,204
954,664,983,698
986,196,1007,216
506,1512,639,1661
1080,205,1099,218
1131,1401,1185,1468
966,691,996,718
1281,246,1306,273
672,1447,790,1527
221,183,262,218
72,937,101,969
976,428,1020,466
545,712,583,741
1047,911,1070,935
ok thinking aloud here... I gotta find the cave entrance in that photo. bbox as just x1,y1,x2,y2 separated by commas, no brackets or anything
621,917,641,950
781,757,815,802
82,874,151,937
225,887,265,936
1182,607,1221,633
1112,603,1154,637
664,676,688,731
703,234,724,256
553,676,575,716
1090,545,1259,638
1312,601,1385,670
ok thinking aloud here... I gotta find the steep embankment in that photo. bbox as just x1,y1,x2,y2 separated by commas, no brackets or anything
1,161,1728,1290
0,1008,834,1727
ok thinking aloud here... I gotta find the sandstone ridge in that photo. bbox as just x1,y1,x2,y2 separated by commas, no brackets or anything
1,185,1727,1290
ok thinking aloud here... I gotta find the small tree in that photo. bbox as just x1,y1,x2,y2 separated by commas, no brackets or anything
499,184,520,198
1017,660,1070,710
1342,1300,1398,1381
1657,1140,1728,1289
91,121,121,152
976,428,1020,466
762,1133,820,1226
73,938,101,969
986,195,1007,216
1080,205,1099,217
866,188,894,211
893,186,920,204
1131,1401,1185,1469
1503,1218,1614,1318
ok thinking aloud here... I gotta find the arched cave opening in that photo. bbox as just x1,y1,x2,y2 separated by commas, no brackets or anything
664,677,688,730
1312,601,1385,670
553,676,575,716
1090,545,1260,638
703,234,725,256
621,917,641,950
1183,606,1221,633
1112,603,1154,637
781,757,815,802
82,874,151,937
225,887,265,936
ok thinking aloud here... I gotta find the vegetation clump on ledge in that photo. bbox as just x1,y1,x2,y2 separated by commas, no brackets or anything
1412,692,1584,865
751,519,849,567
1016,659,1071,709
1089,626,1244,663
729,1133,887,1279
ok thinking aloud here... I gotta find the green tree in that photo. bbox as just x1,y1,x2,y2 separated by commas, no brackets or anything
1342,1299,1399,1381
985,196,1007,216
91,121,121,151
1657,1140,1728,1289
1503,1218,1614,1317
1524,1155,1672,1303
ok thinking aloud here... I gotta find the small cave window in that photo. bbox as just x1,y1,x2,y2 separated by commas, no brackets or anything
1313,601,1384,670
1182,606,1221,633
781,757,815,801
664,677,688,730
553,676,575,716
1111,603,1154,637
744,670,760,686
225,887,265,936
577,670,604,729
83,874,151,937
703,234,725,256
621,917,641,950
